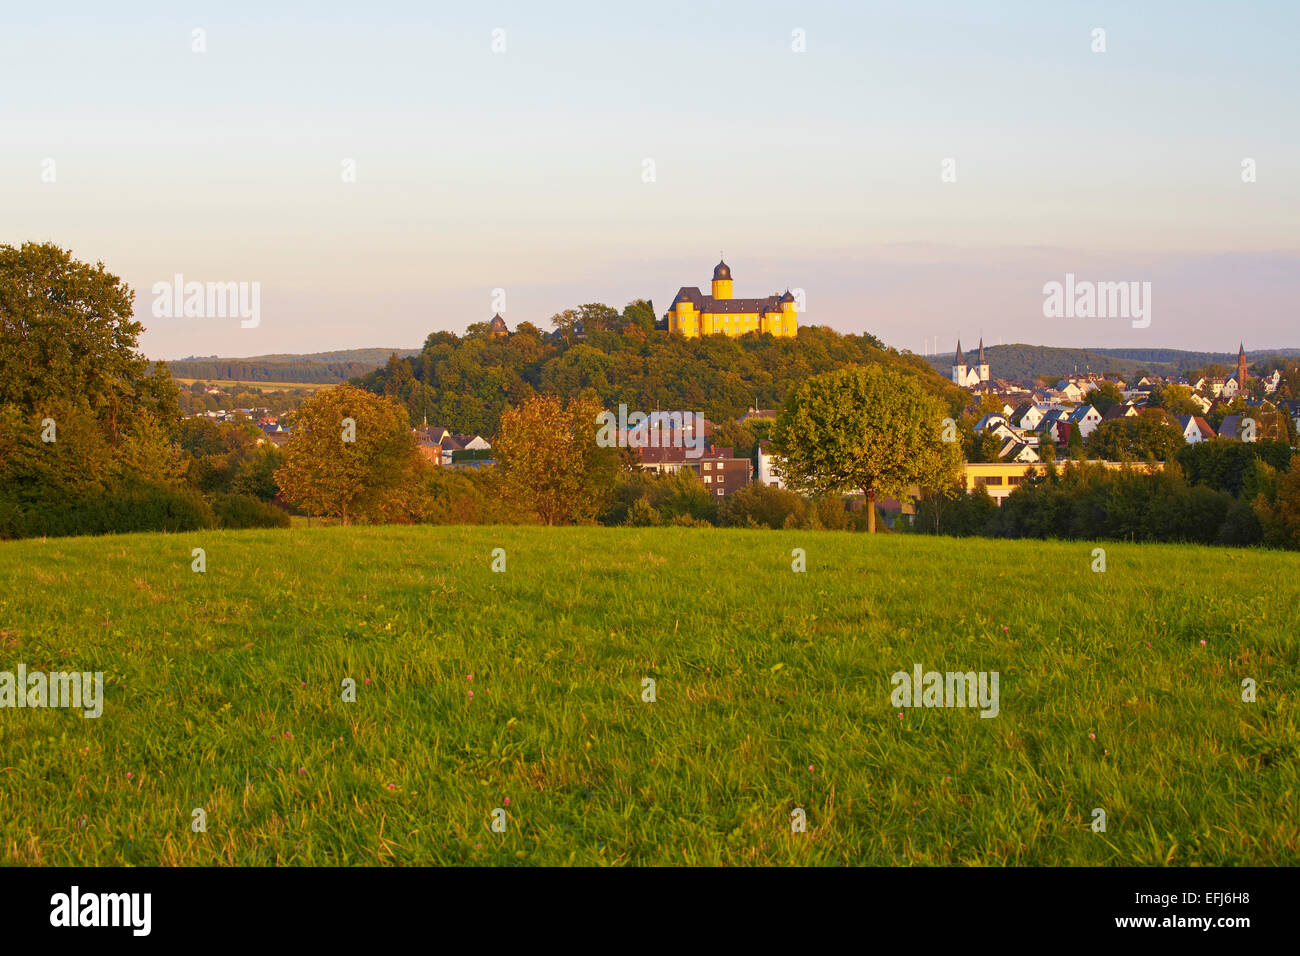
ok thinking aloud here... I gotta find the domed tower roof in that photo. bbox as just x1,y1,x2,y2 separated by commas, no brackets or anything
712,259,732,281
779,289,795,304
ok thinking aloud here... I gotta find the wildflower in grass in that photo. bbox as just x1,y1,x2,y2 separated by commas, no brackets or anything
1089,733,1096,740
1002,625,1009,632
468,690,474,699
466,674,473,681
298,768,307,775
387,783,396,790
365,678,371,684
126,772,133,779
1200,640,1207,646
897,712,903,719
504,797,510,805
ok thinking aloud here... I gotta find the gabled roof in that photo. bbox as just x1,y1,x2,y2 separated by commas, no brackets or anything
974,413,1010,431
1218,414,1245,439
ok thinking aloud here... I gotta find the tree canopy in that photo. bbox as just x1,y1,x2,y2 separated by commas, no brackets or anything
769,365,962,532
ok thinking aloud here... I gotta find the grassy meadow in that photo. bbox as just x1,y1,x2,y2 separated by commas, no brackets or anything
0,525,1297,866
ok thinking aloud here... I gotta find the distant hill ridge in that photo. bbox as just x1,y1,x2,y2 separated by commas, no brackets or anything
925,344,1300,383
162,342,1300,387
164,348,419,384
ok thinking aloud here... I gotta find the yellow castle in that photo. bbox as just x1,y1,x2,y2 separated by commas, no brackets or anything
665,258,798,338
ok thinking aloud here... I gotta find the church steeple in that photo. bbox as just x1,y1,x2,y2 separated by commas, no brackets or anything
978,337,986,364
954,339,965,365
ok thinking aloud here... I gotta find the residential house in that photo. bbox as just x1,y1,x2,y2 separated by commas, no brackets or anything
1009,401,1045,430
1065,404,1103,439
996,438,1041,463
756,440,784,489
1217,414,1250,441
638,444,752,496
1175,415,1216,444
1101,403,1140,422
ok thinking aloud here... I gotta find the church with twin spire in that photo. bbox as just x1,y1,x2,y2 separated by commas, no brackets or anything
952,339,990,388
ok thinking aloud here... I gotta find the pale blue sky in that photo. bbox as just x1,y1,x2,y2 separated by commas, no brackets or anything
2,0,1297,358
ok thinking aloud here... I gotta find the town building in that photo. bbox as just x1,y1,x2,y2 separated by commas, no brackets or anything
637,444,752,496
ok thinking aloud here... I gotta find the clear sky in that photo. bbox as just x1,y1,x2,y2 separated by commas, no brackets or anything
2,0,1297,359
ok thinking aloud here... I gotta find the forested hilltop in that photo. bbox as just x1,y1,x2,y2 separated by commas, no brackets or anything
350,303,968,435
167,348,418,384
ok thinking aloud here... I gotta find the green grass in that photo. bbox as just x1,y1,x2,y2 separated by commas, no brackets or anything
1,525,1297,866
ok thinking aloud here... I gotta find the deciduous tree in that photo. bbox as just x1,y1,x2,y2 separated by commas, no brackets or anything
494,394,618,525
275,386,422,524
770,365,962,532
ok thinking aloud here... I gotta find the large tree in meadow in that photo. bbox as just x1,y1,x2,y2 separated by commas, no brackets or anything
770,365,962,532
494,394,618,525
275,386,423,524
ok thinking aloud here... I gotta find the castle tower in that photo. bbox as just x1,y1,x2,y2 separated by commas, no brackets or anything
1238,343,1248,386
711,258,733,300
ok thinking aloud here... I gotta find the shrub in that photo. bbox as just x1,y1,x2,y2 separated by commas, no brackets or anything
210,493,290,529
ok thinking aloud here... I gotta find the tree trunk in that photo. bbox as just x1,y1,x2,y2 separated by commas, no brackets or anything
865,488,876,533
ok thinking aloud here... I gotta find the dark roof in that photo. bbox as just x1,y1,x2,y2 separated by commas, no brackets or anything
669,287,784,315
954,340,964,364
779,289,795,303
490,313,508,332
713,259,731,281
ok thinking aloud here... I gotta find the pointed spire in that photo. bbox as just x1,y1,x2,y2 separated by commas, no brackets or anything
954,339,964,365
978,337,986,364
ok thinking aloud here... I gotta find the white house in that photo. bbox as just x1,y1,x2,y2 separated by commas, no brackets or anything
756,440,785,489
1175,415,1215,444
1065,404,1103,439
1009,402,1045,430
